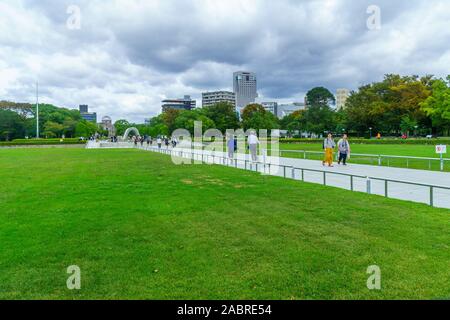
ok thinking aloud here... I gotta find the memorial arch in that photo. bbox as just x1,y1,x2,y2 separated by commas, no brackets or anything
122,127,140,141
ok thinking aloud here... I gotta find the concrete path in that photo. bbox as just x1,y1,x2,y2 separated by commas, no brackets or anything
139,145,450,210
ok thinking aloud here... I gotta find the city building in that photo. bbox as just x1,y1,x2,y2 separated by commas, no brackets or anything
261,102,278,116
79,105,97,123
233,71,258,113
161,95,196,112
277,102,306,119
202,91,236,108
79,104,88,113
101,116,116,137
336,88,350,110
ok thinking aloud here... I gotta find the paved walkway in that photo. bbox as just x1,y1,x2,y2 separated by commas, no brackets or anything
138,145,450,210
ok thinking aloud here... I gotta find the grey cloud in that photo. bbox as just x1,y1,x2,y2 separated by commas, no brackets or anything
1,0,449,122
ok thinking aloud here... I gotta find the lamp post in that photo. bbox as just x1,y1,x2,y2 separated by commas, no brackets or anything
414,125,418,138
369,127,373,139
36,82,39,139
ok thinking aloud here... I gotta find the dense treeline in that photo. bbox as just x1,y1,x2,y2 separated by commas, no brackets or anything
281,74,450,137
118,74,449,138
2,74,449,141
0,102,102,141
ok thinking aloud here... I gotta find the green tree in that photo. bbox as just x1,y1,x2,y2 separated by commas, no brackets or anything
114,120,131,136
306,87,336,107
400,116,418,136
303,104,335,135
173,109,215,135
280,110,306,137
43,121,65,138
162,109,181,134
345,74,432,136
420,76,450,136
0,109,26,141
204,102,240,133
241,104,279,132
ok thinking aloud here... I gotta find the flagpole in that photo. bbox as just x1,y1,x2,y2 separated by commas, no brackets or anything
36,82,39,139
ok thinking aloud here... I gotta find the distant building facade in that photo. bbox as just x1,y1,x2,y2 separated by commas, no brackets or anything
336,88,350,110
162,95,196,112
101,116,116,137
202,91,236,108
261,102,278,116
233,71,258,113
79,105,97,123
277,102,306,118
79,104,88,113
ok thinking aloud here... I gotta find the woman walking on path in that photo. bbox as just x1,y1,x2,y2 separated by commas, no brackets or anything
322,133,336,167
337,134,351,166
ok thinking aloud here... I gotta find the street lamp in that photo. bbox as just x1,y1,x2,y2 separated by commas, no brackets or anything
414,125,418,138
36,81,39,139
369,127,373,139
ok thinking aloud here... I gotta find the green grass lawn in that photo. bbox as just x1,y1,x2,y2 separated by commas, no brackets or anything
0,148,449,300
280,143,449,158
278,143,450,171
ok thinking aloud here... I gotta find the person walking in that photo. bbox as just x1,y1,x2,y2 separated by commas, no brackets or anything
247,131,260,162
157,137,162,149
227,134,235,159
337,134,351,166
322,133,336,167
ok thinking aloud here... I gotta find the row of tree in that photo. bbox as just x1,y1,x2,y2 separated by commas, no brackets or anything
115,74,449,138
2,73,449,140
0,102,102,141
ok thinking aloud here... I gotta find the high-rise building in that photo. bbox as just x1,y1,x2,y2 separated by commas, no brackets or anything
161,95,196,112
233,71,258,113
277,102,306,119
79,105,97,123
79,104,89,113
336,88,350,110
261,102,278,116
202,91,236,108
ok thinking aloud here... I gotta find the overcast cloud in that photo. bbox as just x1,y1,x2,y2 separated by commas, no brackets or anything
0,0,449,122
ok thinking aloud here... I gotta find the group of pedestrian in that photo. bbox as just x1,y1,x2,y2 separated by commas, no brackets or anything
322,133,351,167
226,131,260,161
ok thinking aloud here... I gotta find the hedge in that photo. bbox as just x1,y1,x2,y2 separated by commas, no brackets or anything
280,138,450,145
0,139,86,146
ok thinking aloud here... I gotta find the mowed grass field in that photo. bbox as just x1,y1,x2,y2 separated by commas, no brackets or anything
278,143,450,171
280,143,449,158
0,148,449,300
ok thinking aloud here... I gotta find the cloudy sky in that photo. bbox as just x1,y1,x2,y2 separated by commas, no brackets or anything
0,0,449,122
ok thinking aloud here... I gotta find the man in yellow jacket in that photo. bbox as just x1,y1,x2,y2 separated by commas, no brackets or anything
322,133,336,167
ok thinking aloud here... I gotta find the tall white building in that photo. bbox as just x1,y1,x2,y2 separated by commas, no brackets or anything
202,91,236,108
336,88,350,110
233,71,258,113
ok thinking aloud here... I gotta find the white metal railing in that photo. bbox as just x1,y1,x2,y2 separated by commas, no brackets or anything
140,145,450,209
280,149,450,172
